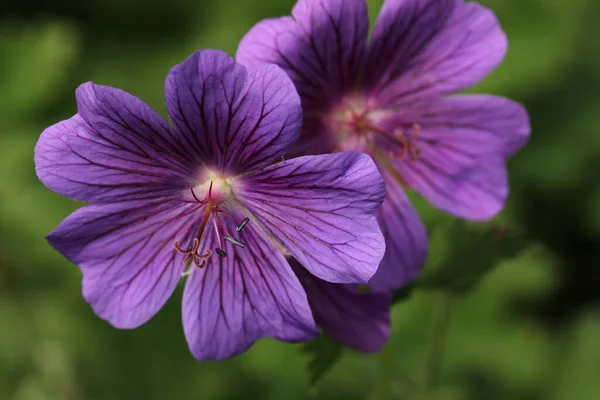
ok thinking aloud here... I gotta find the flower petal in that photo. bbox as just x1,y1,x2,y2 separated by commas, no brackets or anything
376,94,527,220
182,220,317,361
236,152,385,284
393,153,508,221
368,171,427,291
404,95,530,158
46,199,197,328
291,260,391,353
367,0,507,105
236,0,369,119
34,83,195,202
165,49,302,174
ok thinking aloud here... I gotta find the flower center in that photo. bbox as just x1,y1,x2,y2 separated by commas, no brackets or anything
329,98,422,161
173,175,249,270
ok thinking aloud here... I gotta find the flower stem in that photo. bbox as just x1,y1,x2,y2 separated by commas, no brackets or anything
423,291,453,392
369,344,394,400
370,344,421,400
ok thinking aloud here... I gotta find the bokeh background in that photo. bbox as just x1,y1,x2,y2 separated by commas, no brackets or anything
1,0,599,399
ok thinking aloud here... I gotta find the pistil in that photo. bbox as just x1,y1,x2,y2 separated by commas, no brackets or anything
173,178,249,269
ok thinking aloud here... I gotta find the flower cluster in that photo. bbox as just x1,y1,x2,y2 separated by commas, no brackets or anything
35,0,529,360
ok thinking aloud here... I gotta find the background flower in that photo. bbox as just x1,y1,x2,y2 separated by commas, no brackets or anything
237,0,531,292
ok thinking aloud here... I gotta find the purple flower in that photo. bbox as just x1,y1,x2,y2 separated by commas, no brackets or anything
34,49,387,361
237,0,530,351
238,0,529,290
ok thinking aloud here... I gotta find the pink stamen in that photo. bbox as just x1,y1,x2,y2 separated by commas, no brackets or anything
215,213,232,237
216,208,241,225
212,218,223,250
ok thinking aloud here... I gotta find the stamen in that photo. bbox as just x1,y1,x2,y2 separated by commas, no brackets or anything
387,123,422,161
214,213,232,237
236,218,250,232
217,208,242,225
215,248,227,257
174,180,249,269
212,218,223,250
224,236,246,248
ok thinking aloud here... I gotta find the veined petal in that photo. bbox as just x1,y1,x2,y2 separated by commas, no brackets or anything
236,152,385,284
165,49,301,174
292,260,391,353
375,94,526,220
47,199,196,328
182,219,317,361
368,171,427,291
237,0,368,103
236,0,369,154
35,83,195,203
367,0,507,105
393,153,508,221
402,95,531,158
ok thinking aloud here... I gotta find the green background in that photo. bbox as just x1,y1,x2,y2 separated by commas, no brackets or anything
1,0,599,399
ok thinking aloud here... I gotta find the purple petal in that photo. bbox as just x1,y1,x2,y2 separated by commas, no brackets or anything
291,260,391,353
368,170,427,291
395,154,508,221
376,94,528,220
367,0,507,105
378,94,530,162
182,220,317,361
47,199,197,328
237,0,368,103
236,0,369,153
405,95,530,158
35,82,195,203
165,49,302,174
236,152,385,284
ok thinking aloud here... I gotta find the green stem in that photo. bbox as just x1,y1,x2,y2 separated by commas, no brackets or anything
370,344,421,400
423,291,453,392
369,344,394,400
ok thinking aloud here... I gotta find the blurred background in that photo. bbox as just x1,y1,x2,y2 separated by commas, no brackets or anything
0,0,599,399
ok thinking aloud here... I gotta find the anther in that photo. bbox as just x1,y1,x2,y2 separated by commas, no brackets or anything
215,248,227,257
224,236,246,248
388,124,422,161
236,218,250,232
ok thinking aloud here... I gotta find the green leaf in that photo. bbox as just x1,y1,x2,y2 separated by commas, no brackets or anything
417,221,533,293
302,333,344,387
